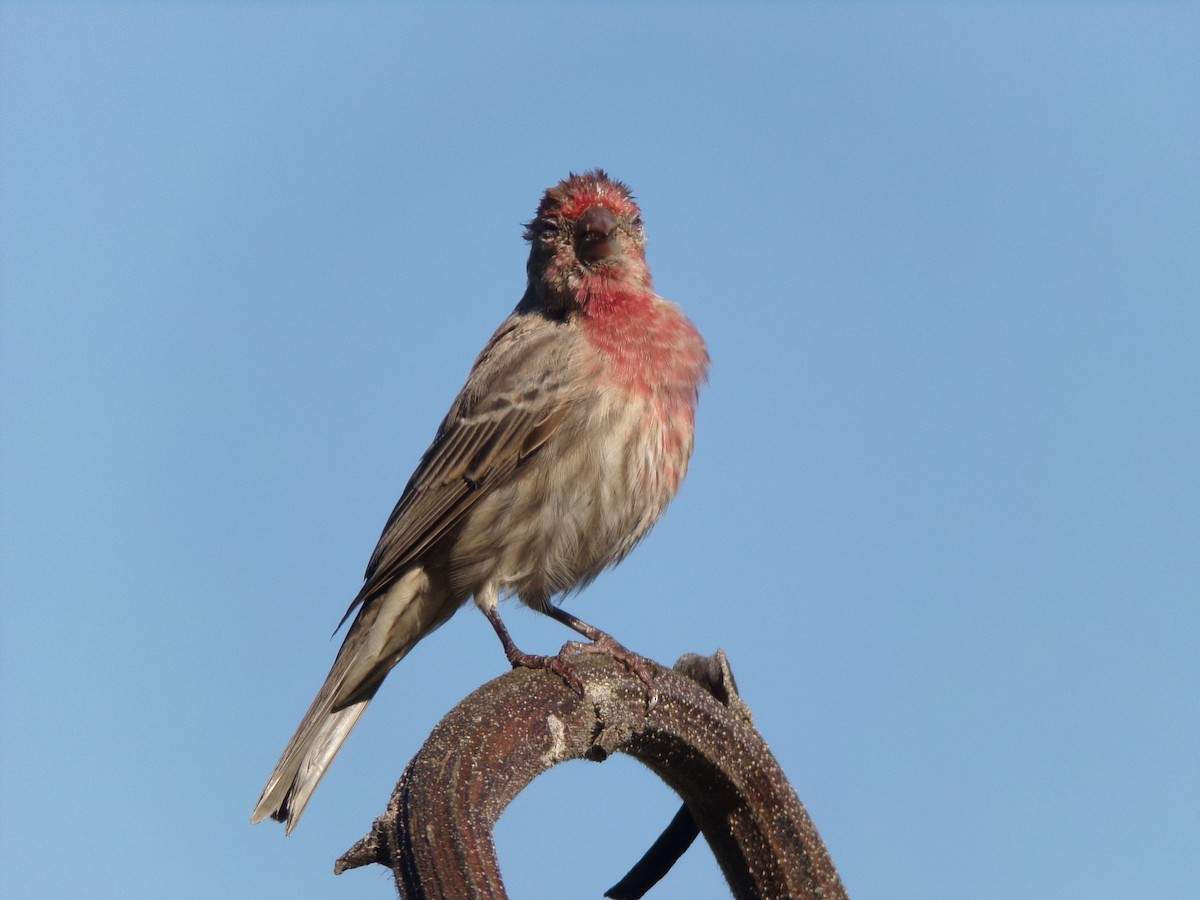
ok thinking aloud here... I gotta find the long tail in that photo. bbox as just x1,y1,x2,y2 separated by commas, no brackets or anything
251,568,450,833
249,669,373,833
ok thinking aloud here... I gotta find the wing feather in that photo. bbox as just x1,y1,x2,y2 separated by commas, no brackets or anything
336,314,583,629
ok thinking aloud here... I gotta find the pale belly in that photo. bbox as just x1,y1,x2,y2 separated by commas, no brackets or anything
447,394,680,612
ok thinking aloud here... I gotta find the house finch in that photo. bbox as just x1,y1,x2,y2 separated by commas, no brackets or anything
251,170,709,832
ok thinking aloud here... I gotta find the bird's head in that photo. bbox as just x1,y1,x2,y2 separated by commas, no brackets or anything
522,170,652,310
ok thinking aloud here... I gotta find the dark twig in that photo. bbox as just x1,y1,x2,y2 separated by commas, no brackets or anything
336,649,847,900
605,802,701,899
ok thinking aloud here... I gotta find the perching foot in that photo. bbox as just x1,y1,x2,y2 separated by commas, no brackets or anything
562,633,661,709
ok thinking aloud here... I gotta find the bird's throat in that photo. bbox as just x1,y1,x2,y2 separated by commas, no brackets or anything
578,281,704,400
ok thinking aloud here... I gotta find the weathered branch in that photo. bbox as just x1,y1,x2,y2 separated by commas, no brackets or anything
336,649,847,899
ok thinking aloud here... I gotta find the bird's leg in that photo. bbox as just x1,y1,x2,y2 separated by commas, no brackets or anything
481,604,585,696
545,606,660,708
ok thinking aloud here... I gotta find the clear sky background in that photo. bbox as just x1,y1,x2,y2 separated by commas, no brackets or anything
2,3,1197,899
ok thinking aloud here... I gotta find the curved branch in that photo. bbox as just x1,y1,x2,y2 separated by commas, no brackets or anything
336,650,846,900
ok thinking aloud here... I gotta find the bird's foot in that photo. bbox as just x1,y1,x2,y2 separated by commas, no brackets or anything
561,633,661,709
505,646,586,696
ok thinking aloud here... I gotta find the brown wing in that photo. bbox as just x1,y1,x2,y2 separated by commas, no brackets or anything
335,313,583,629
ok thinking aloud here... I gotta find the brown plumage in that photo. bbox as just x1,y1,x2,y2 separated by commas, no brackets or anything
251,171,708,832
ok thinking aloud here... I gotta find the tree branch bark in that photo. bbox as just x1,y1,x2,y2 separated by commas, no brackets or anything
336,649,847,899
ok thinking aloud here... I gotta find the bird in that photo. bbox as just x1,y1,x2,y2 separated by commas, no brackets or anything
251,170,709,832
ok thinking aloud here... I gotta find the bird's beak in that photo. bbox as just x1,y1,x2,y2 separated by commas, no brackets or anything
575,206,619,263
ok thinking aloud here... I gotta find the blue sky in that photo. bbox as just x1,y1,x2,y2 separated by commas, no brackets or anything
2,3,1197,898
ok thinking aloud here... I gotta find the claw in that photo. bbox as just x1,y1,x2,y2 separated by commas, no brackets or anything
562,634,660,709
507,648,586,696
483,602,659,705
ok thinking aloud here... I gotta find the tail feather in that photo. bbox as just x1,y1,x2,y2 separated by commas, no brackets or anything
250,676,373,832
252,567,450,832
